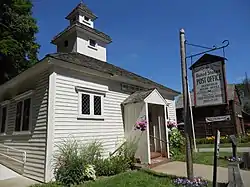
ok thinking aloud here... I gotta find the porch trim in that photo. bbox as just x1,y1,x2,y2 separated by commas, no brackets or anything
164,106,170,158
145,102,151,164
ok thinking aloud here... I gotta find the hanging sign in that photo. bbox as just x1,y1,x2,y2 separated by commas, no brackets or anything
205,115,231,123
193,60,227,107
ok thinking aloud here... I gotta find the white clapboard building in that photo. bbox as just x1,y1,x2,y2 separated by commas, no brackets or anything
0,2,179,182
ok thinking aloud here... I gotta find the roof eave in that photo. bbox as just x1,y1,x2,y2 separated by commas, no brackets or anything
65,5,97,21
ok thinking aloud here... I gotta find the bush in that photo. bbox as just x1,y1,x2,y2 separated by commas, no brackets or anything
95,139,138,176
53,138,100,186
53,137,138,186
169,128,185,157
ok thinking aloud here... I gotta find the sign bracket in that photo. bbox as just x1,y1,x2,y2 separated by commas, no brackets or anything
185,40,229,59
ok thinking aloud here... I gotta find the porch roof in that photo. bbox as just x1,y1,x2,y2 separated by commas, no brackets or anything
122,88,154,105
122,88,168,106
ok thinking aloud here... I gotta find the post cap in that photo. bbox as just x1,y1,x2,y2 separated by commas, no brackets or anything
180,28,185,34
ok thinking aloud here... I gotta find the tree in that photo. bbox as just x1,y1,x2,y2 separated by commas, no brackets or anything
0,0,40,85
237,74,250,113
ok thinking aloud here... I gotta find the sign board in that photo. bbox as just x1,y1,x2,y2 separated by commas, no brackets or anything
205,115,231,123
193,61,227,107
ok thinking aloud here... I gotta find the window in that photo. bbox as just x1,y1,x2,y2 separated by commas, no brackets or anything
0,105,7,134
78,92,104,119
15,98,31,132
84,16,90,21
89,39,96,47
64,40,68,47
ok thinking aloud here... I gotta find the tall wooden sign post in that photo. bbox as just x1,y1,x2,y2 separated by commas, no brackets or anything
213,130,220,187
179,29,194,180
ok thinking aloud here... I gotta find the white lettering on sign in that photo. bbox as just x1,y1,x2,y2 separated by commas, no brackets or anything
193,61,226,107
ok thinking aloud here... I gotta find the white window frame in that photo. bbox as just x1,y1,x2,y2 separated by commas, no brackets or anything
13,90,34,135
76,87,106,120
0,100,9,135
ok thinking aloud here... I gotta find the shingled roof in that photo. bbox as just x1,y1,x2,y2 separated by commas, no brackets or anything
66,2,97,21
48,52,180,95
122,89,155,105
175,84,236,109
51,22,112,44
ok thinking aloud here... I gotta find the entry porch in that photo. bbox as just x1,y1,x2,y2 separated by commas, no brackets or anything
122,88,170,165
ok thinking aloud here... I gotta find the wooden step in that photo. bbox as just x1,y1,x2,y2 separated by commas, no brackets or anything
150,152,162,159
149,157,170,168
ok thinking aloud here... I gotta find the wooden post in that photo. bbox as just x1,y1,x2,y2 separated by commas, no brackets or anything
213,130,220,187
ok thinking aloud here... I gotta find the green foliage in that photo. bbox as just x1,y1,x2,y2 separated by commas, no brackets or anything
95,140,138,176
30,182,61,187
169,128,185,157
53,137,138,186
53,138,100,186
196,134,250,145
0,0,40,84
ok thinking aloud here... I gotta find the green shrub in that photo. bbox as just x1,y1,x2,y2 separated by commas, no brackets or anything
169,128,185,157
53,137,138,185
95,139,138,176
53,138,100,186
238,135,250,143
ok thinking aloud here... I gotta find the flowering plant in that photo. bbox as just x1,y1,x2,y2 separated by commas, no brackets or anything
134,120,147,131
226,156,242,162
84,164,96,180
167,119,177,129
173,177,208,187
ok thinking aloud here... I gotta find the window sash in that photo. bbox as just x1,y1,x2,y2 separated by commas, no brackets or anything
78,92,103,118
15,98,31,132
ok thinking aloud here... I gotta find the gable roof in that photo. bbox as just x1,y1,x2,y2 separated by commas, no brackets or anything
189,54,226,70
66,2,97,21
51,22,112,44
175,84,236,109
48,52,180,95
122,88,154,105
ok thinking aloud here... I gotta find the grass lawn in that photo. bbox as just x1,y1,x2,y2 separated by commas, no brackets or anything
173,152,234,167
81,170,178,187
197,142,250,148
31,170,213,187
31,170,186,187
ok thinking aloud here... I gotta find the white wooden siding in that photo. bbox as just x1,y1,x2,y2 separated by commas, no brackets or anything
165,99,177,121
0,70,49,182
53,73,129,157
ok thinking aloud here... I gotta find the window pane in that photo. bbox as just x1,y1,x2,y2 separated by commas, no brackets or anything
15,102,22,131
22,98,31,131
89,39,96,47
82,94,90,115
1,107,7,133
94,96,102,115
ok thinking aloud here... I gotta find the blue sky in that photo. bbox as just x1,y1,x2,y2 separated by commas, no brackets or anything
32,0,250,92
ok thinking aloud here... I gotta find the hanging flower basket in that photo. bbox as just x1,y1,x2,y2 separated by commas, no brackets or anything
167,120,177,129
134,120,147,131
